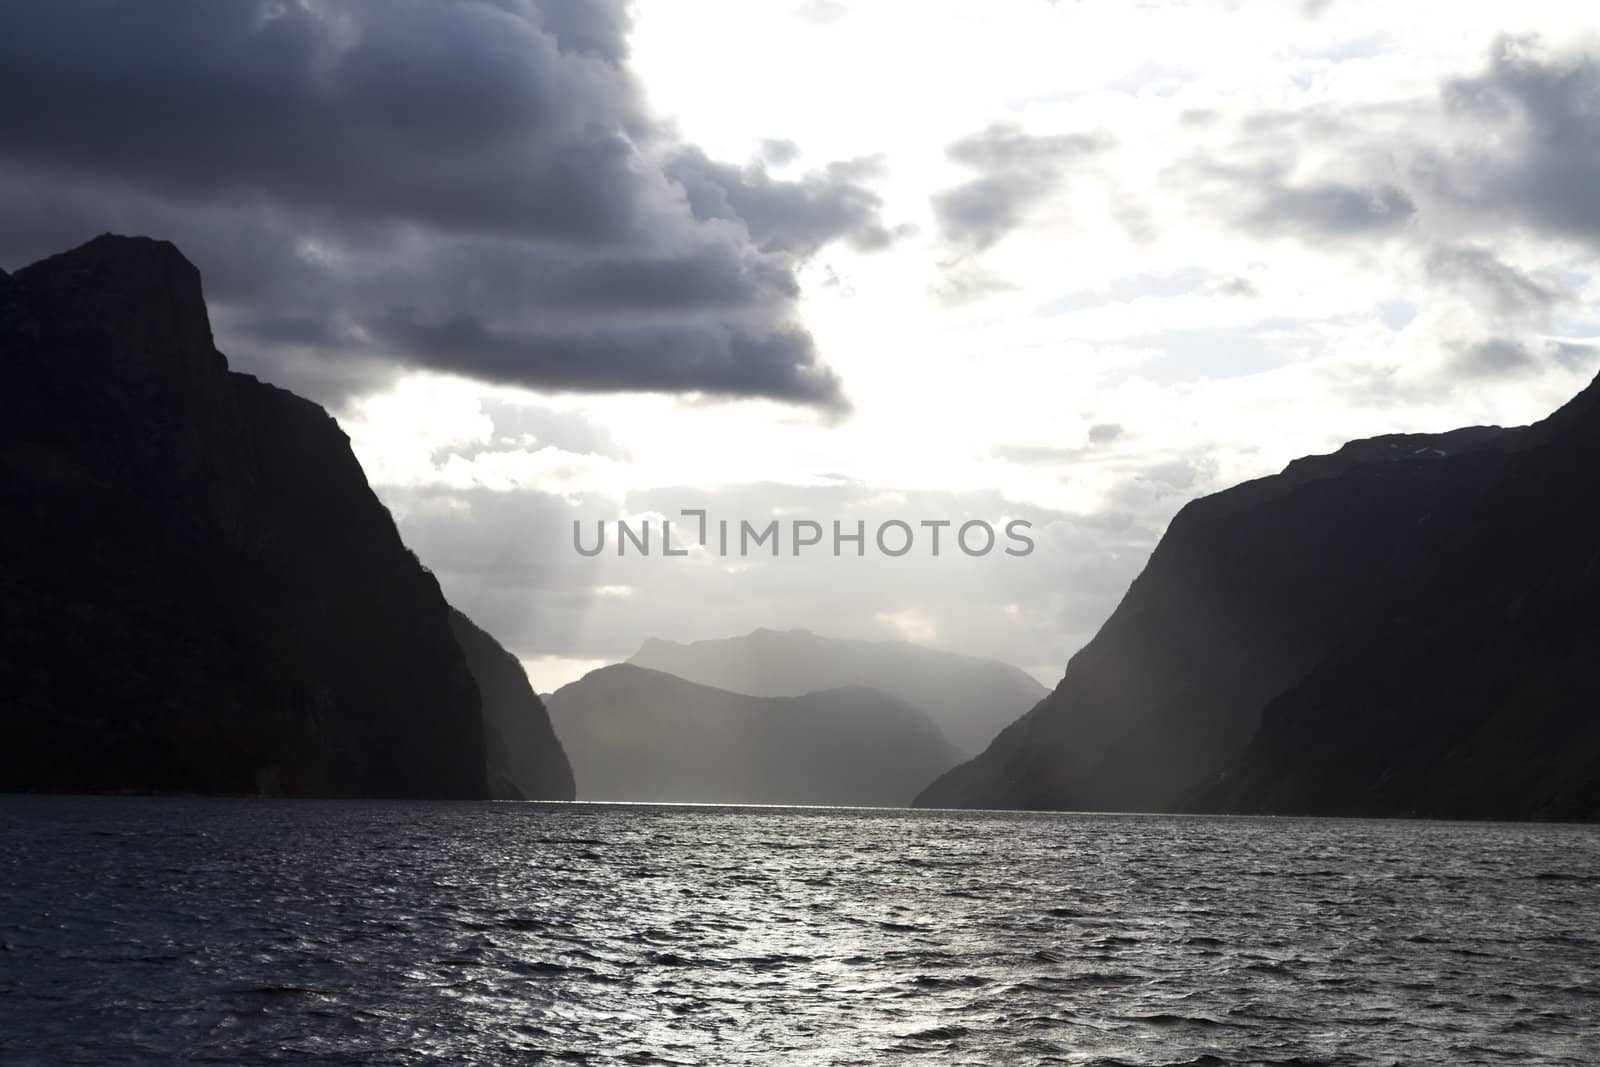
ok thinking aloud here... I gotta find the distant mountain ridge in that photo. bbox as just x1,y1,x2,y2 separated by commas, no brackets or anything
0,234,572,799
918,374,1600,820
547,663,963,806
628,627,1048,756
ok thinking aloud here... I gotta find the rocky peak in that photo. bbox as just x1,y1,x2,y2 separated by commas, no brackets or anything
3,234,235,496
12,233,223,378
1,235,557,799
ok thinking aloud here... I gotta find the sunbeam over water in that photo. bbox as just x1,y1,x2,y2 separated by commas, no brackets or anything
3,797,1597,1065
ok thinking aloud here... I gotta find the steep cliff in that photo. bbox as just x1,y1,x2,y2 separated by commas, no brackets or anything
449,608,575,801
917,420,1532,813
0,235,507,797
1198,376,1600,819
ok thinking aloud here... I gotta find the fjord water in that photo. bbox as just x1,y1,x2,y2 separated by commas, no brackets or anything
2,799,1596,1065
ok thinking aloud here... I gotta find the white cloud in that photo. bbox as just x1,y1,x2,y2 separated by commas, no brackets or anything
331,3,1600,687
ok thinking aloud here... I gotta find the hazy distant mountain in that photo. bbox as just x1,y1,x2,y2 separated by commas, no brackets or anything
449,609,575,801
547,664,964,806
919,375,1600,820
0,235,569,799
628,628,1048,756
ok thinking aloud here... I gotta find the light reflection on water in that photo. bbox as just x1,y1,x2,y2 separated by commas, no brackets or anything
2,796,1597,1065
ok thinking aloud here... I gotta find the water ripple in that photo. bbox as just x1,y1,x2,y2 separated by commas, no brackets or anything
2,797,1598,1065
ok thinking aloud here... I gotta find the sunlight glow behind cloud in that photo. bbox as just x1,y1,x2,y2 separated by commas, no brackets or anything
5,0,1595,687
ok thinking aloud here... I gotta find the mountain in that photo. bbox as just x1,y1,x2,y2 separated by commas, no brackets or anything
628,628,1048,756
0,234,568,799
1197,379,1600,820
918,380,1600,819
449,608,575,801
547,664,964,806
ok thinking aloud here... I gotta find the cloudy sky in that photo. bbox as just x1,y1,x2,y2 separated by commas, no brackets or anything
2,0,1597,687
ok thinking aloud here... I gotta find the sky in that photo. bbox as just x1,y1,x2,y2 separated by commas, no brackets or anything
1,1,1597,688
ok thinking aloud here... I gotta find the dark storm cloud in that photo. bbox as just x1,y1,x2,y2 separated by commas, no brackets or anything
371,313,843,408
664,148,896,257
0,0,883,411
517,0,632,61
933,123,1113,251
544,249,802,309
1439,36,1600,245
402,239,803,313
0,1,652,242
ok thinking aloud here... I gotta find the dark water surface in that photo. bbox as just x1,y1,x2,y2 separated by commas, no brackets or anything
2,797,1597,1065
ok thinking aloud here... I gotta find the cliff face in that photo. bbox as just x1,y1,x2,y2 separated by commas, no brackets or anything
548,664,964,806
921,375,1600,819
629,628,1048,756
917,419,1534,813
1199,376,1600,820
0,235,493,798
449,609,575,801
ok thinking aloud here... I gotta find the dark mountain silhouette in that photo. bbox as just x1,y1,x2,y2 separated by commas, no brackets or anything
919,376,1600,819
1197,379,1600,819
628,628,1048,756
547,663,964,806
0,234,570,799
449,608,575,801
